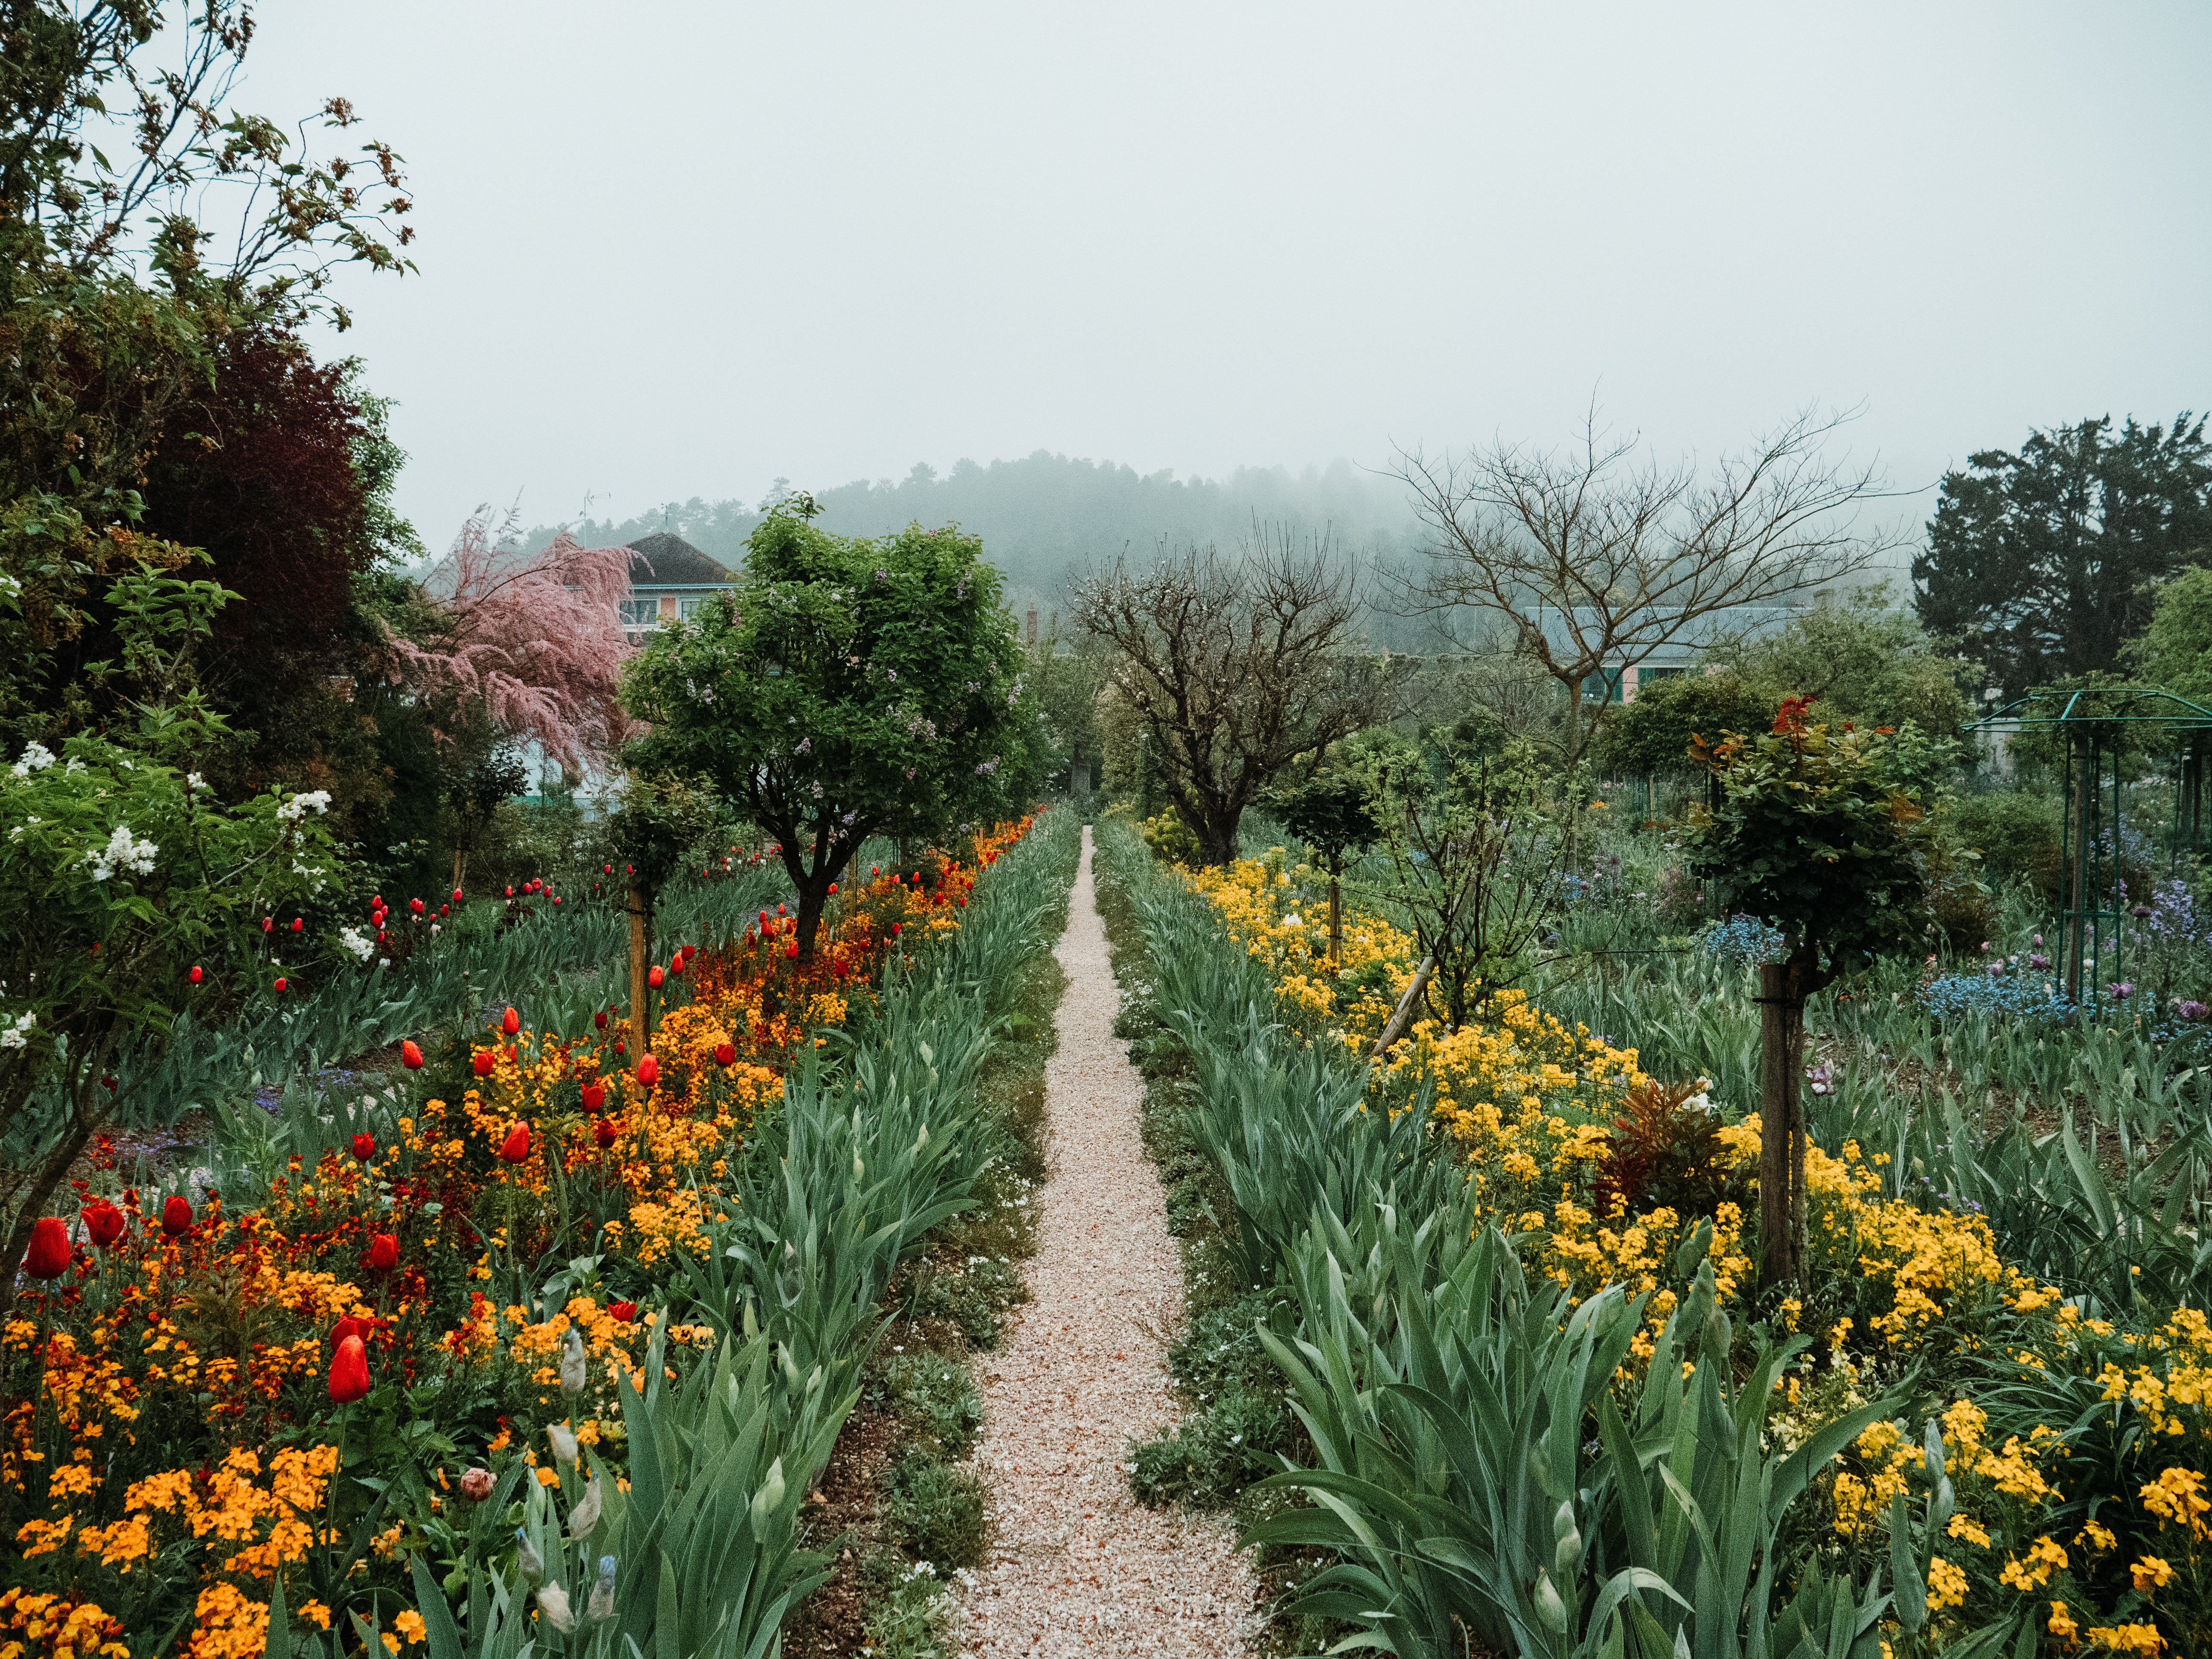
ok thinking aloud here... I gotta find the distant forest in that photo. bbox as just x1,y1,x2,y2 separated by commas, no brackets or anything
521,450,1434,636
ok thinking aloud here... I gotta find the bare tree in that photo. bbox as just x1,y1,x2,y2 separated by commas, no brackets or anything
1390,406,1906,775
1073,526,1403,866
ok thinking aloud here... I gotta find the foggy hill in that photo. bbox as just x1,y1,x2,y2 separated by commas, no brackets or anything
523,451,1429,620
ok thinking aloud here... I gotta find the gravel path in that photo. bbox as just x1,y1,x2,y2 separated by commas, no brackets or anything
954,826,1259,1658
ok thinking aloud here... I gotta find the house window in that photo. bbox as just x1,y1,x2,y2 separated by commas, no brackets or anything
1582,669,1625,704
679,596,709,618
619,599,656,629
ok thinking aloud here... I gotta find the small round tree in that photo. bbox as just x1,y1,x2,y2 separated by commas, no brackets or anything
1683,697,1931,1289
620,499,1035,959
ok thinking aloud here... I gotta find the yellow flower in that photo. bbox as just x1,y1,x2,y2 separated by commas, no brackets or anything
1927,1556,1968,1611
2130,1555,2174,1591
393,1610,427,1646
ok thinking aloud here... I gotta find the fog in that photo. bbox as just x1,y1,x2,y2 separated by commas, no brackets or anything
246,0,2212,570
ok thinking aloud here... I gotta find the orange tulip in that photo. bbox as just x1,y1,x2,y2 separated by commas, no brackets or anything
401,1039,424,1070
498,1123,530,1164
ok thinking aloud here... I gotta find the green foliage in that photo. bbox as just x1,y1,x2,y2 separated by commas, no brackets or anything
872,1353,984,1463
1915,413,2212,697
1598,669,1775,778
1138,804,1202,867
882,1456,987,1572
1721,588,1973,741
2127,565,2212,702
1944,791,2064,902
1683,716,1934,974
622,500,1035,954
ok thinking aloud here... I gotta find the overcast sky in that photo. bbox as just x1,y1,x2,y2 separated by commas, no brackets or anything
247,0,2211,562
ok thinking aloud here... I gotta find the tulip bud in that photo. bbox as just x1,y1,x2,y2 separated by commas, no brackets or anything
594,1009,608,1030
291,917,303,933
588,1557,617,1624
273,977,287,994
547,1422,578,1463
649,965,664,989
636,1054,659,1089
25,1215,71,1278
161,1196,192,1236
452,888,464,904
559,1327,588,1395
515,1528,545,1581
459,1466,495,1502
189,964,203,984
828,882,838,894
367,1232,399,1273
751,1459,787,1523
401,1039,424,1070
503,1006,521,1036
498,1122,530,1163
262,917,274,933
328,1333,370,1403
1534,1568,1569,1634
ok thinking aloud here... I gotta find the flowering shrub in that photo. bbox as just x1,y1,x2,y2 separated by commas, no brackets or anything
0,816,1036,1659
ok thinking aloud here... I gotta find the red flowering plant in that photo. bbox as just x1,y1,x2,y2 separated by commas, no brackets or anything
0,568,343,1312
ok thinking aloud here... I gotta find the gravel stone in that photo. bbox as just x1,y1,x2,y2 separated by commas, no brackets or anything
954,827,1259,1656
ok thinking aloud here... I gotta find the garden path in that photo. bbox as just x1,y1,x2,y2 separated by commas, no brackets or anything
953,826,1258,1656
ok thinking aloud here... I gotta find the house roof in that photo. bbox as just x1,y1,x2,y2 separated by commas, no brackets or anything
1522,604,1802,665
626,532,733,589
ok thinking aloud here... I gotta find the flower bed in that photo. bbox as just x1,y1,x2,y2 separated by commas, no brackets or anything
1185,848,2212,1653
0,817,1037,1659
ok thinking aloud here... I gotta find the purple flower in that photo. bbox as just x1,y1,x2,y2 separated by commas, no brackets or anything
1804,1061,1835,1097
1986,961,2004,979
2033,933,2044,947
2030,953,2050,971
2177,1000,2209,1021
2110,982,2134,1001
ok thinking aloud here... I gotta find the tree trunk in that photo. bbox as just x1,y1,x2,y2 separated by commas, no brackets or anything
0,1098,102,1330
1756,960,1807,1291
627,885,650,1049
794,883,826,962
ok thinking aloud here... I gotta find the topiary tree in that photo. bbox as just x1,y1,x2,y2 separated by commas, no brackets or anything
1682,697,1932,1289
1272,762,1379,964
620,498,1035,960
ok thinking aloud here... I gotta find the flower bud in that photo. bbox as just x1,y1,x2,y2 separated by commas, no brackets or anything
559,1327,588,1395
459,1467,495,1502
547,1422,578,1463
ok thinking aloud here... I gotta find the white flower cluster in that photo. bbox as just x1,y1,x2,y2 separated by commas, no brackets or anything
11,741,56,777
338,926,375,961
0,1010,34,1050
277,789,333,821
85,825,158,882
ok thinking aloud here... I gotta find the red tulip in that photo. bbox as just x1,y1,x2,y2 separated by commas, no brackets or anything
552,896,561,905
713,1042,735,1067
636,1054,659,1089
25,1216,70,1278
785,944,798,958
502,1007,520,1037
161,1196,192,1236
594,1010,608,1030
958,896,966,908
614,1040,626,1055
627,864,634,874
505,886,515,898
410,897,425,914
670,957,685,976
758,910,769,931
273,977,287,994
291,917,304,933
498,1123,530,1164
594,1118,617,1148
649,965,664,989
452,888,464,904
777,902,787,916
351,1132,376,1163
828,882,838,895
262,917,274,933
438,905,448,918
682,944,696,961
892,923,903,935
871,865,880,876
189,965,203,984
604,864,613,874
332,1315,366,1348
582,1083,605,1113
366,1232,399,1273
608,1299,637,1322
82,1200,125,1248
401,1040,424,1070
329,1334,370,1403
472,1051,495,1078
373,894,384,909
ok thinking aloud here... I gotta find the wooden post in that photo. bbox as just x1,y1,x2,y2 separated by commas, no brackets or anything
627,885,650,1049
1756,960,1807,1290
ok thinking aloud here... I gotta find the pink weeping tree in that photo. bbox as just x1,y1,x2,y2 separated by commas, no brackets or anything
386,507,638,882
